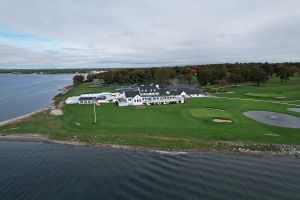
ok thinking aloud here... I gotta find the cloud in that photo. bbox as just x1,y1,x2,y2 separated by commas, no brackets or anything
0,0,300,68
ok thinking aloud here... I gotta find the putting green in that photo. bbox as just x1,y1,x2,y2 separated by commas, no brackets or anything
189,108,234,122
245,93,276,98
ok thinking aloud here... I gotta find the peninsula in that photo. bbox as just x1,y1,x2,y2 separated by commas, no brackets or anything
1,64,300,153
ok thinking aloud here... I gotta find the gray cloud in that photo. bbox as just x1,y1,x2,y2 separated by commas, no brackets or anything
0,0,300,68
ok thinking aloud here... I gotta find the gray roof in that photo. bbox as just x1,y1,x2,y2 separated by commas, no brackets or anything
124,90,140,98
79,97,94,101
139,85,159,93
79,96,107,101
159,89,181,96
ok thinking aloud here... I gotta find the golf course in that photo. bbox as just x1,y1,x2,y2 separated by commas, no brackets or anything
1,76,299,149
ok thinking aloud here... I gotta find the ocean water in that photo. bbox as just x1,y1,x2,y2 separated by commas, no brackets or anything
0,74,73,122
0,141,299,200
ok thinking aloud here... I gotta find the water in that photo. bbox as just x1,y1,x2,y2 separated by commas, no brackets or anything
0,74,74,122
0,141,299,200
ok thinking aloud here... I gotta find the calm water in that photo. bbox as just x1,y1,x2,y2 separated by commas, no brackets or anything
0,141,299,200
0,74,73,122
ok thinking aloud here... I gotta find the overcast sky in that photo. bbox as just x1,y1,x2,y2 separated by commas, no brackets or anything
0,0,300,68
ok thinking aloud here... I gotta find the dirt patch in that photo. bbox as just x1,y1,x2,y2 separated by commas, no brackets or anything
50,109,63,116
274,96,286,99
212,118,232,123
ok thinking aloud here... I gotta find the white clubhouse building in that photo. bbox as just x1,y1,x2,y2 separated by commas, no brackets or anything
65,84,205,107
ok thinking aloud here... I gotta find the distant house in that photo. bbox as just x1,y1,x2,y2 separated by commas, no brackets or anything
90,79,106,87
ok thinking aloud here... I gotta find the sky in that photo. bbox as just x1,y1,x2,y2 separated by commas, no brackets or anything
0,0,300,69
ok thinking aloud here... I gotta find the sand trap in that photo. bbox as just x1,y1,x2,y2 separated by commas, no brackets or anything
135,106,145,109
212,118,232,123
264,133,280,137
244,111,300,128
205,108,225,111
50,109,63,116
274,96,286,99
288,108,300,113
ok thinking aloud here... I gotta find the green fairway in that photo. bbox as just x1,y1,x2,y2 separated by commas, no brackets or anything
213,76,300,103
245,93,277,98
1,77,300,149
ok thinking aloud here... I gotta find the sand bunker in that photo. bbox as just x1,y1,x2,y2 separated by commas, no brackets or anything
274,96,286,99
50,109,63,116
244,111,300,128
135,106,145,109
205,108,225,111
288,108,300,113
212,118,232,123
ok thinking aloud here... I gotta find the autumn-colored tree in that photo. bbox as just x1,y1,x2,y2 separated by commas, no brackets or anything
73,75,84,86
197,68,213,86
249,66,269,86
154,68,172,84
275,66,296,83
227,73,244,86
181,67,197,84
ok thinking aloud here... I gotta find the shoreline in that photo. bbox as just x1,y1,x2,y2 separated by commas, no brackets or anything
0,134,299,156
0,106,51,127
0,84,71,127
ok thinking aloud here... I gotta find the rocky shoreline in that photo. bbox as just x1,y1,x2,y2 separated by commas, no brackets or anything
0,134,299,156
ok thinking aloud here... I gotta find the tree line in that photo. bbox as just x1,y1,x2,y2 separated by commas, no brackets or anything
73,62,300,86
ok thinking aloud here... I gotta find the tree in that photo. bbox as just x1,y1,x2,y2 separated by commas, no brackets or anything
228,73,244,86
275,66,295,83
73,75,84,86
261,62,274,77
197,68,213,86
87,73,98,82
154,68,172,84
249,66,269,86
181,67,197,84
102,72,114,85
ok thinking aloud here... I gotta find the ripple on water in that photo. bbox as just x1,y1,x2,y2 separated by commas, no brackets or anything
0,142,300,200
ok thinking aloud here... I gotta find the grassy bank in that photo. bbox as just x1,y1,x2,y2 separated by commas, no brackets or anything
1,78,300,149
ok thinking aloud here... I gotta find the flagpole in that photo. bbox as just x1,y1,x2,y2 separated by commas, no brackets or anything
93,97,97,124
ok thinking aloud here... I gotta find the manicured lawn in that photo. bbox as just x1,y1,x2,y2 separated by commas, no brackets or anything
213,75,300,103
1,78,300,149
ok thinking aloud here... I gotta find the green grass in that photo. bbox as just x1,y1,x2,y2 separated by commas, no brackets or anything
1,78,300,149
214,76,300,103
